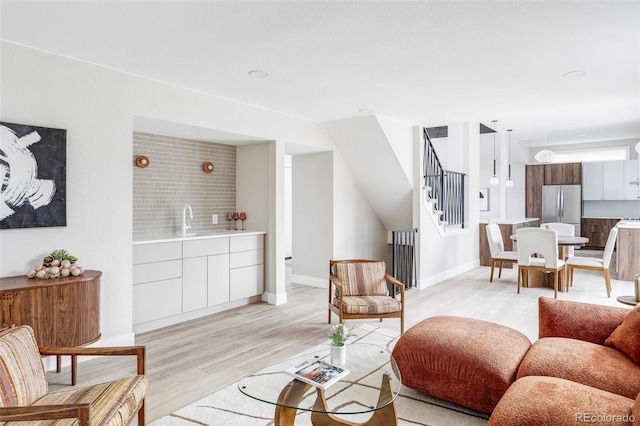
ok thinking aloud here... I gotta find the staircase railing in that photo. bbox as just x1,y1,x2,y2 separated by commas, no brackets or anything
391,228,418,292
423,128,466,228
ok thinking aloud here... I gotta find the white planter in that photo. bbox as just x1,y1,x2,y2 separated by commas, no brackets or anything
330,344,347,366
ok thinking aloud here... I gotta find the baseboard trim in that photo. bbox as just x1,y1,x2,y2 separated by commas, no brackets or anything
290,274,326,288
262,291,287,305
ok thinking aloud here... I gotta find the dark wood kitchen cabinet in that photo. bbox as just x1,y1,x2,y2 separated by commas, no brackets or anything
581,218,621,249
544,163,582,185
526,163,582,220
526,164,545,219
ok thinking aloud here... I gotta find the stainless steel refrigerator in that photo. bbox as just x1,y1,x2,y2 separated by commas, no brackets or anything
541,184,582,237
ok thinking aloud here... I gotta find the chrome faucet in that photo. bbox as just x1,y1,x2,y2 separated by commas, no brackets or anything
181,204,193,236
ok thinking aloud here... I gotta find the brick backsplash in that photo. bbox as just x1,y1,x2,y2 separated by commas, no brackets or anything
133,132,236,240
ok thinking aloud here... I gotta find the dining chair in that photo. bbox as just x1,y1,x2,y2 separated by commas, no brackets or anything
541,222,576,258
565,227,618,297
516,227,566,299
485,223,518,282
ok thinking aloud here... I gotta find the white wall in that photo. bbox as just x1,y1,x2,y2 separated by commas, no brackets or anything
0,41,384,344
332,149,390,266
322,115,413,231
284,155,292,258
479,131,528,220
290,152,333,286
376,115,414,182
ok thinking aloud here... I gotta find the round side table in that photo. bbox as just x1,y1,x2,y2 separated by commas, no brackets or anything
616,295,639,306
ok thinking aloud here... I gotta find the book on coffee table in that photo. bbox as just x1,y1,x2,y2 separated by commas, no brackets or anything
285,359,350,389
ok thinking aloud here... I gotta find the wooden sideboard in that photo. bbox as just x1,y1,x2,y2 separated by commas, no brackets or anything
0,270,101,347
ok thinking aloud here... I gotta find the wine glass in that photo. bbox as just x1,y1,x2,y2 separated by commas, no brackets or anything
226,212,233,230
239,212,247,230
232,212,240,230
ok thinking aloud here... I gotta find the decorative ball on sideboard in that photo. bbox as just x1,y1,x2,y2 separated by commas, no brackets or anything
26,249,84,279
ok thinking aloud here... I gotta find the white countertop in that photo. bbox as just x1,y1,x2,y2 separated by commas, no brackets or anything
133,230,266,245
616,221,640,229
480,218,539,225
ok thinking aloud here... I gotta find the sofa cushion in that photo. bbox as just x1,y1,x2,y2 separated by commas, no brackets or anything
488,376,636,426
392,316,531,414
517,337,640,399
333,261,389,296
605,304,640,364
16,376,150,426
0,326,48,407
538,297,629,345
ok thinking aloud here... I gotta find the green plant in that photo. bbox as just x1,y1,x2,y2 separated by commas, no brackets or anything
48,249,78,263
328,323,357,347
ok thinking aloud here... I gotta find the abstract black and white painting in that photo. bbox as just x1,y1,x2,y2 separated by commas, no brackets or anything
0,122,66,229
479,188,489,211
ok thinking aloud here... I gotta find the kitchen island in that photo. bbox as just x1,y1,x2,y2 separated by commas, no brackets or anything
133,230,266,333
616,221,640,282
479,218,540,268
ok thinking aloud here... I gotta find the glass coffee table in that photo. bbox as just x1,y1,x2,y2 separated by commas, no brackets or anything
238,343,402,426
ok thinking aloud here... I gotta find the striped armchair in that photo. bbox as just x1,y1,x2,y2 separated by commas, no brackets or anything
0,325,148,425
328,259,405,334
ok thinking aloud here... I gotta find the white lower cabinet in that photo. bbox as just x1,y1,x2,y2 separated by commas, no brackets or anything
230,264,264,300
230,235,265,301
133,278,182,324
133,233,265,331
208,253,230,306
182,257,208,312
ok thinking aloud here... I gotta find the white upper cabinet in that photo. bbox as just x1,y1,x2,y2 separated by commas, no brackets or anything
582,162,603,200
582,160,626,200
624,160,640,200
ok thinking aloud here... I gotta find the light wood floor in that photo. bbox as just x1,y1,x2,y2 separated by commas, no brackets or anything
47,256,634,423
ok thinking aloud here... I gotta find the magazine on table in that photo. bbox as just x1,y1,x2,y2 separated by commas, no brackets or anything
285,358,350,389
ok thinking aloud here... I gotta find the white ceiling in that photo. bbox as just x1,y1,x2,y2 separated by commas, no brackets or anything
1,1,639,148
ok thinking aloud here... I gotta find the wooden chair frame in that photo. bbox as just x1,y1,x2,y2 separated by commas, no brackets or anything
485,223,518,283
490,256,518,283
0,338,146,426
328,259,405,334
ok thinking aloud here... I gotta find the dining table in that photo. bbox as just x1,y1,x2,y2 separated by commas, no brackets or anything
509,234,589,291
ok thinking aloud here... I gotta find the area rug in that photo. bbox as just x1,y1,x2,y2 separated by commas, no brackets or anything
151,324,489,426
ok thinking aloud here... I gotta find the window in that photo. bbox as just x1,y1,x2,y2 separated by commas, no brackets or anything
550,147,629,163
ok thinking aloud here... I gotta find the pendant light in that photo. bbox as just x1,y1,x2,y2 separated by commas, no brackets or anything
489,120,499,186
634,141,640,154
535,119,556,163
505,129,514,188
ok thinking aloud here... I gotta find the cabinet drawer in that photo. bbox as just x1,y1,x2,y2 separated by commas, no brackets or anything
230,264,264,301
133,259,182,285
183,238,229,258
230,235,264,252
230,249,264,269
133,242,182,264
133,278,182,324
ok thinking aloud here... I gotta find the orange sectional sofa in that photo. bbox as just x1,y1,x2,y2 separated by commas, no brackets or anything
392,297,640,424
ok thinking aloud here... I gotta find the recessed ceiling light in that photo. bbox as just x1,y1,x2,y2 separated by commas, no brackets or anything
578,134,587,137
248,70,269,78
359,109,374,114
562,70,586,78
